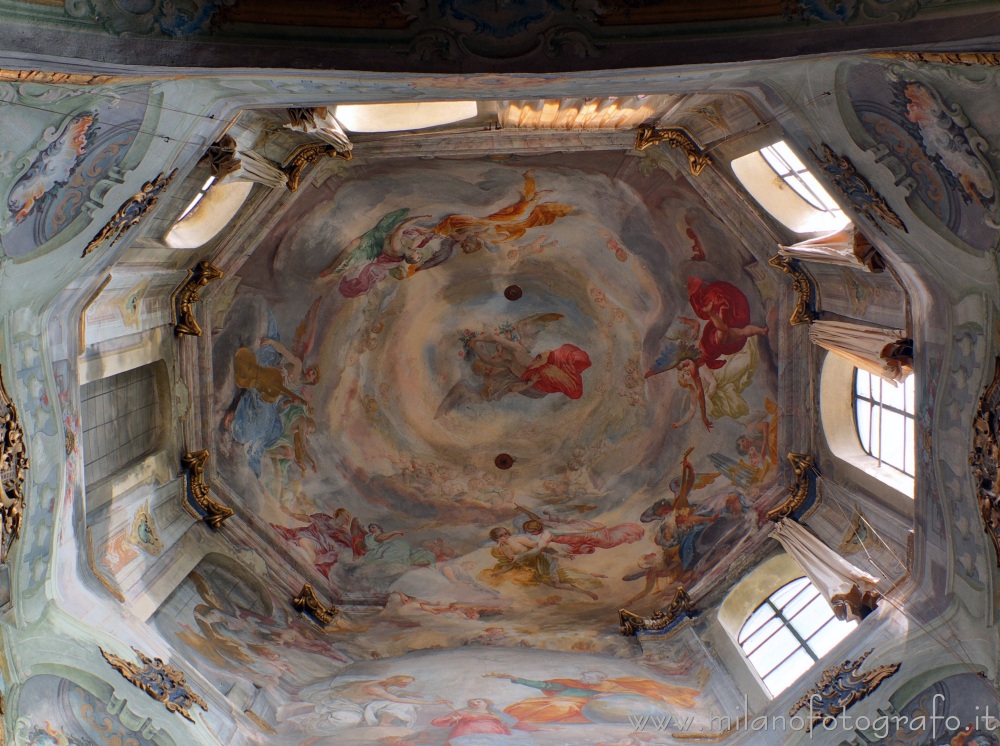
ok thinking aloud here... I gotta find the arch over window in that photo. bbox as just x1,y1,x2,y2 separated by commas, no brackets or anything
854,370,916,478
732,141,850,235
738,577,856,696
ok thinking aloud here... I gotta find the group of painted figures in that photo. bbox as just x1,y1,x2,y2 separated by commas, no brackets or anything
215,168,780,609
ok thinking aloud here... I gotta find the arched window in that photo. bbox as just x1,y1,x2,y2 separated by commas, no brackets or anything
732,141,850,234
738,577,856,696
854,370,916,478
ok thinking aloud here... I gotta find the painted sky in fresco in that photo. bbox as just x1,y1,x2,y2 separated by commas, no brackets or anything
210,152,781,661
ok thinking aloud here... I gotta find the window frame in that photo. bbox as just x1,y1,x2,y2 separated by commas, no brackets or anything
738,576,857,696
852,369,916,478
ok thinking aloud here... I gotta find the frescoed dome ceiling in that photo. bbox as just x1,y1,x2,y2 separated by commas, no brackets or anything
209,146,785,660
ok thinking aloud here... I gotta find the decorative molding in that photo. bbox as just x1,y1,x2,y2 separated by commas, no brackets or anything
809,144,907,234
181,450,233,529
789,649,900,729
619,587,695,636
292,583,339,626
971,357,1000,565
0,69,123,85
82,170,177,257
282,142,353,192
767,453,817,522
172,260,223,337
85,528,126,602
0,366,28,564
768,255,817,325
101,647,208,723
872,51,1000,67
634,125,711,176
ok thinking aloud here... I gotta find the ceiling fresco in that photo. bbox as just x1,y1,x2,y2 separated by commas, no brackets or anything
209,151,782,663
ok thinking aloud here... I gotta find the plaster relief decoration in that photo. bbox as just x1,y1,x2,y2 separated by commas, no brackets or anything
101,647,208,722
809,144,907,235
0,86,150,259
766,453,820,522
14,675,160,745
788,649,899,730
970,357,1000,565
83,169,177,257
864,672,1000,743
69,0,236,37
292,582,339,626
619,586,695,636
634,125,712,176
208,151,783,680
0,365,28,563
768,255,817,325
847,63,999,251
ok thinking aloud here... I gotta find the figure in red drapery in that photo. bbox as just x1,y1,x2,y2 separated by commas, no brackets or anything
521,344,592,400
687,277,768,369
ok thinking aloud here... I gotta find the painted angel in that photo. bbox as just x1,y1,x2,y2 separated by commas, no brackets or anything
435,313,592,418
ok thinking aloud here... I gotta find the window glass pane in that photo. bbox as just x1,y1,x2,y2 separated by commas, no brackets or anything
748,626,800,671
769,576,810,608
781,585,820,620
806,617,857,659
799,171,841,211
880,377,906,411
869,406,881,459
742,616,785,654
855,400,871,453
880,409,907,470
788,596,834,639
763,648,815,696
904,374,916,414
855,371,870,400
770,140,802,170
740,605,778,644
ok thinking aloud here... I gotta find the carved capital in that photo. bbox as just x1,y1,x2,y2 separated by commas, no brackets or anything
101,647,208,722
634,125,711,176
0,367,28,564
768,255,817,325
282,142,352,192
767,453,817,522
181,450,233,529
293,583,339,627
172,260,223,337
789,649,899,729
619,587,695,636
83,170,177,257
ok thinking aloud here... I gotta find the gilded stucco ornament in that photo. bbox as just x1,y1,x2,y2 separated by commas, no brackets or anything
872,51,1000,66
292,583,339,626
282,142,353,192
970,357,1000,565
172,260,223,337
82,170,177,257
0,367,28,563
181,450,233,529
768,255,817,325
634,125,711,176
789,649,900,729
767,453,817,522
101,647,208,722
809,145,907,234
619,587,695,636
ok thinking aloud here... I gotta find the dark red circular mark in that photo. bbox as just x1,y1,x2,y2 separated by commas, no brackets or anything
495,453,514,469
504,285,523,301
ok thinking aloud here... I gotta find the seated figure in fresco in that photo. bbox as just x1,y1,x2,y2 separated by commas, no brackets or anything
483,670,700,727
430,698,516,744
436,313,592,417
362,523,436,567
481,523,604,600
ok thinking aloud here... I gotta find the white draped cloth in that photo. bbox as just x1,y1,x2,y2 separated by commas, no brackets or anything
771,518,881,622
808,320,910,383
779,227,883,272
